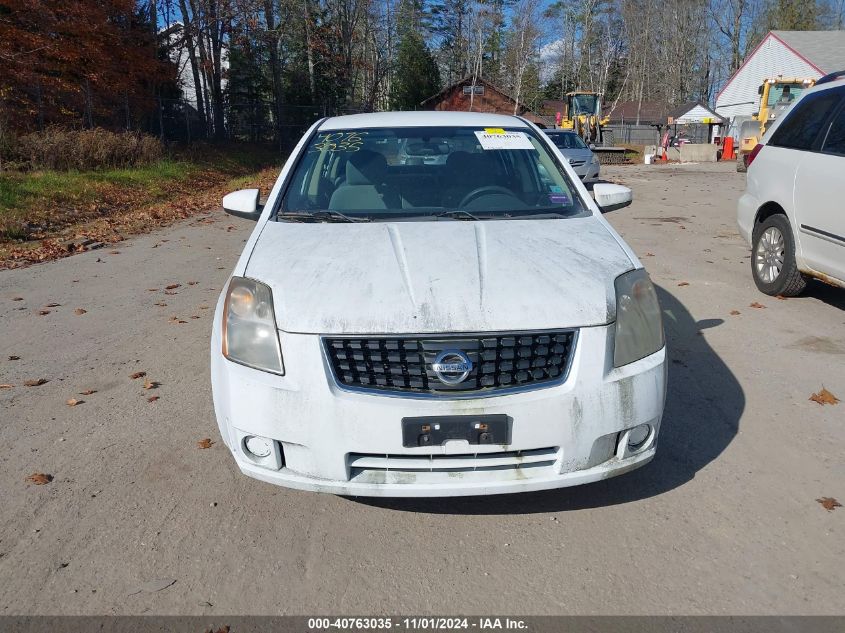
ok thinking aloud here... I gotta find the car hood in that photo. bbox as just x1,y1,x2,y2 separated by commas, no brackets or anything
246,217,633,334
559,148,593,161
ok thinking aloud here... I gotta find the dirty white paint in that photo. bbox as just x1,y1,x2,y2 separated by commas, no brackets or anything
246,217,634,334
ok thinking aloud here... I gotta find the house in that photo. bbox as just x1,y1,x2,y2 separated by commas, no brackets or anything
715,30,845,120
420,77,550,126
668,102,725,143
604,101,671,126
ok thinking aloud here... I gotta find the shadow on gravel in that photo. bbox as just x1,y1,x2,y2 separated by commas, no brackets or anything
802,279,845,311
352,285,745,515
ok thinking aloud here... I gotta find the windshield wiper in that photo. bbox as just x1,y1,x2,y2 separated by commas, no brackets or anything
434,210,482,221
279,210,371,223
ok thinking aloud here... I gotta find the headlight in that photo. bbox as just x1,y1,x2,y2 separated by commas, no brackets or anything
613,269,663,367
222,277,284,374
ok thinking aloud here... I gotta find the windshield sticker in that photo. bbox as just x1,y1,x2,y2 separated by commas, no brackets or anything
548,193,571,205
312,131,367,152
484,127,506,135
474,130,534,150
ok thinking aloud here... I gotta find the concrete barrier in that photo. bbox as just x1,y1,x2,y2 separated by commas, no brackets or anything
679,143,718,162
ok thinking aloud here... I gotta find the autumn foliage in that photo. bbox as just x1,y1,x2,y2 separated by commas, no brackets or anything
0,0,174,132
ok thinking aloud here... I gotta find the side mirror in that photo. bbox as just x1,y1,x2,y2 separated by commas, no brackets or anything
593,183,632,213
222,188,262,220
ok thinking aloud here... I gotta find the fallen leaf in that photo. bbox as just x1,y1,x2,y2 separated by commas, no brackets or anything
26,473,53,485
187,281,198,285
109,250,120,254
750,302,766,309
776,295,787,301
197,438,214,449
190,315,200,319
677,281,689,287
147,288,159,292
154,301,167,307
165,284,181,290
147,395,160,402
66,398,83,406
44,302,61,307
74,308,87,315
37,310,50,316
143,379,159,390
0,384,13,389
164,290,178,296
644,252,655,257
129,371,146,380
817,497,842,512
12,297,24,301
8,355,20,360
24,378,48,387
730,310,741,315
809,388,840,406
80,389,97,395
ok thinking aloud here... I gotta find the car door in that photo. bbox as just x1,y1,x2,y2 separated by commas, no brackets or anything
792,86,845,281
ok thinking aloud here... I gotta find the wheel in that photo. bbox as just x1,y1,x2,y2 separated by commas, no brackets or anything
751,214,806,296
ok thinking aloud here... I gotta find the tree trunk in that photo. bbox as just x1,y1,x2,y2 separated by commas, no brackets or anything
178,0,208,137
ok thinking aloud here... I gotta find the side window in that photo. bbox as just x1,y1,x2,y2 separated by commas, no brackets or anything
822,99,845,156
769,91,842,150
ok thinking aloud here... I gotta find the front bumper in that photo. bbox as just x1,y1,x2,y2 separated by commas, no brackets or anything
211,321,667,497
573,161,600,183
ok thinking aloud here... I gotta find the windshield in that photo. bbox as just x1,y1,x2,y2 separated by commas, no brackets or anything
766,83,805,107
545,132,589,150
279,126,588,221
570,94,598,116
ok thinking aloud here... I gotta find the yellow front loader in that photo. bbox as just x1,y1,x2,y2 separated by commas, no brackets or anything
737,76,816,172
559,91,611,144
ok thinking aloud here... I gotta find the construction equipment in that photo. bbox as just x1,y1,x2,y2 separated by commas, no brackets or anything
736,76,816,172
559,91,612,145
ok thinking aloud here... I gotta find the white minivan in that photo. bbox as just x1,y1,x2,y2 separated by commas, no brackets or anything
738,72,845,296
211,111,666,497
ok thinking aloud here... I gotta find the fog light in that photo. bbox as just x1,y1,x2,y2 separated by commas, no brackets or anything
627,424,651,450
244,435,273,458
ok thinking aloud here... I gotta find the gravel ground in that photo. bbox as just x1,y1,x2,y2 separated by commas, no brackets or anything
0,161,843,615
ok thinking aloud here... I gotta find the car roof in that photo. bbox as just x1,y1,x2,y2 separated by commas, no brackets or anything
545,129,578,134
319,111,530,131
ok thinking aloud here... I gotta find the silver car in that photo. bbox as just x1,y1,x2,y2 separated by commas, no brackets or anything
544,130,601,182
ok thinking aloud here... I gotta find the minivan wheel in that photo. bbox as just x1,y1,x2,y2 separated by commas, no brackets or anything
751,214,806,296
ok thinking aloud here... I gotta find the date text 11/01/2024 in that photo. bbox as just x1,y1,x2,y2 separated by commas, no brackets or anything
307,617,529,630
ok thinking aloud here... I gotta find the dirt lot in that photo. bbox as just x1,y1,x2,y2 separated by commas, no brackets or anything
0,161,843,615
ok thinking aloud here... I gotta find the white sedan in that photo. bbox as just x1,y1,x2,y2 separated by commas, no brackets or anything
211,111,666,497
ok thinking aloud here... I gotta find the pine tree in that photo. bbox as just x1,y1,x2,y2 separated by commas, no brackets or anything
390,31,442,110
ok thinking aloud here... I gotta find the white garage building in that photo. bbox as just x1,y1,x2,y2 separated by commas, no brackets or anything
715,30,845,120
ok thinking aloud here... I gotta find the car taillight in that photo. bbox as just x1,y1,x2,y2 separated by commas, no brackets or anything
747,143,763,167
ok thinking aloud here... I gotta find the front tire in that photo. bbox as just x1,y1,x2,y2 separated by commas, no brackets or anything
751,214,806,296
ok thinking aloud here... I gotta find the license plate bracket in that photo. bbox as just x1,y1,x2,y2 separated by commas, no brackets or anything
401,414,510,448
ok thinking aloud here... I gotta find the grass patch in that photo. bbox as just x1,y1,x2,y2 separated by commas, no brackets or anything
0,143,281,243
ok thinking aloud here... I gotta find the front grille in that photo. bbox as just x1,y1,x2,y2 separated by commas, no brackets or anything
324,330,576,395
348,447,559,477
